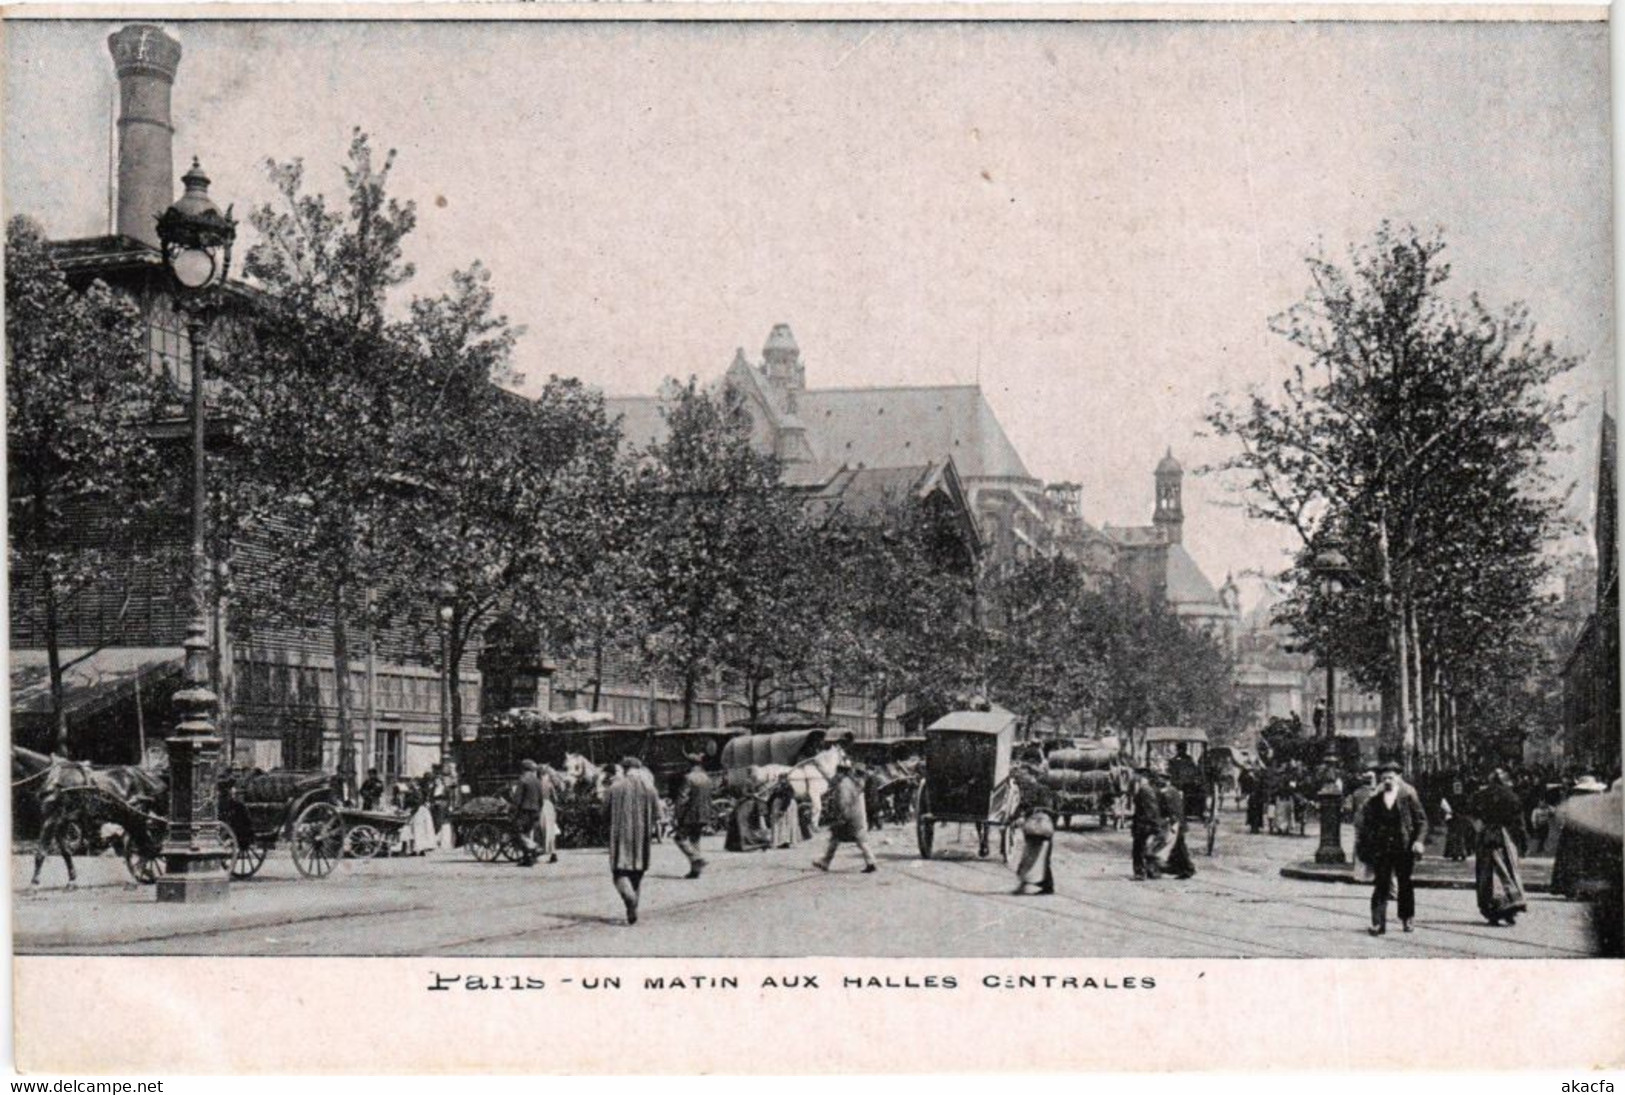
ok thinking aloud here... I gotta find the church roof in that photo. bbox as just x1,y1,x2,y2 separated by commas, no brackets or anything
606,381,1034,483
796,385,1033,481
1156,448,1183,475
1164,542,1224,607
1101,524,1165,547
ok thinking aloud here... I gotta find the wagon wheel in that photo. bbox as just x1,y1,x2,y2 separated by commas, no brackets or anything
214,821,238,877
291,801,344,879
465,822,501,862
60,819,87,857
496,828,524,862
915,785,934,859
344,823,384,860
232,836,269,879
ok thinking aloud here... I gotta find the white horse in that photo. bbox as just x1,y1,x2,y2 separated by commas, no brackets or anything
748,746,843,829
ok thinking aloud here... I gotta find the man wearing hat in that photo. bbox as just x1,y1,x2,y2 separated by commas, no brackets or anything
1355,761,1429,935
673,751,714,879
511,759,545,868
813,756,877,873
1130,768,1164,881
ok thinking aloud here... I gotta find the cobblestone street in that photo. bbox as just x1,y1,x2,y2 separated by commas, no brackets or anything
14,812,1597,958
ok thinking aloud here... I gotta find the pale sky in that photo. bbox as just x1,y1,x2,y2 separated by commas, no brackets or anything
5,17,1614,604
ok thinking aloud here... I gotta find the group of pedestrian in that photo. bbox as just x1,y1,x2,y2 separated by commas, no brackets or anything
509,759,562,868
1350,761,1530,936
1129,767,1197,882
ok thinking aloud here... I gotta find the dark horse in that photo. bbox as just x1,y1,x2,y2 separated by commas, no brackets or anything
13,746,167,888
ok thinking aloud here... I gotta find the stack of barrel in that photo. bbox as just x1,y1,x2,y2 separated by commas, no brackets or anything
1042,743,1123,801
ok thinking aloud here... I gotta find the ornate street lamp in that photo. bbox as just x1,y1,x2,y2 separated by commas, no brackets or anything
1312,540,1355,866
154,159,236,902
437,589,455,760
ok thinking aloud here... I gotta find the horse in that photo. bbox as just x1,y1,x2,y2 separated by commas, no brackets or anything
751,746,842,828
13,746,169,888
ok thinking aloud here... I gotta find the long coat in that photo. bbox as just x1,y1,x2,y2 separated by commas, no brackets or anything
607,773,661,872
675,767,714,831
1356,784,1429,867
1131,783,1163,834
828,771,869,840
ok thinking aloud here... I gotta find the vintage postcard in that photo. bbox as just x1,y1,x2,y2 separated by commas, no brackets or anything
4,5,1621,1074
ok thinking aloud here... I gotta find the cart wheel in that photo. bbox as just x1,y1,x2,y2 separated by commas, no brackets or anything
215,822,238,877
496,830,522,863
291,801,344,878
1001,824,1019,865
915,786,934,859
345,823,384,860
61,819,87,857
465,823,500,862
124,844,165,884
232,838,268,880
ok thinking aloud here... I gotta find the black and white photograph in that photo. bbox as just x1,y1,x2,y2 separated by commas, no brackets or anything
4,7,1622,1072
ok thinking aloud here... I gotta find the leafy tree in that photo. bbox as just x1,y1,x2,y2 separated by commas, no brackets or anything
635,378,811,724
5,216,171,754
215,131,419,784
818,497,982,734
1209,224,1576,773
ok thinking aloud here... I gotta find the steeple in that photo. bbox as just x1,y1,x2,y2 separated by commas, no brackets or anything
1153,447,1184,544
762,323,804,393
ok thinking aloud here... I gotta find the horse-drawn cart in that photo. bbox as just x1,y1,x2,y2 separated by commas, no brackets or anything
915,711,1021,861
222,770,408,879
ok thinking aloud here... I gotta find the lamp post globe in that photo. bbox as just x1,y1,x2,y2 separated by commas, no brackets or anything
154,158,236,903
1311,540,1354,866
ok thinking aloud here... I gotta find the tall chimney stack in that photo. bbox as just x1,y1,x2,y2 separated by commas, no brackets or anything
107,24,182,248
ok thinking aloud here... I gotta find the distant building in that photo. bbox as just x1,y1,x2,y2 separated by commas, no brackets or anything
609,324,1053,572
1562,410,1620,778
1102,450,1239,645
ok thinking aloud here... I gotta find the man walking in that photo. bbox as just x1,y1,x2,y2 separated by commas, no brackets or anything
813,759,877,873
607,756,661,924
511,759,544,867
1131,768,1163,880
673,751,713,879
1356,761,1428,936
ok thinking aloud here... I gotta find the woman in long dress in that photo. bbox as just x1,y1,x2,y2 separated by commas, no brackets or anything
1472,769,1528,925
1013,805,1056,895
768,775,800,849
1443,778,1476,861
538,766,560,863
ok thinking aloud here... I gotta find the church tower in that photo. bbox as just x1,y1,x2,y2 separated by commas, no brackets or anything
762,323,805,400
1153,448,1184,544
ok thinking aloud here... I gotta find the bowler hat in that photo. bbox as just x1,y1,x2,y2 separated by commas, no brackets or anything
521,759,538,771
1378,761,1402,775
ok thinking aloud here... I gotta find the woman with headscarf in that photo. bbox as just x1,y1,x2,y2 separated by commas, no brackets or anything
768,772,801,849
538,764,560,864
1472,767,1528,926
1012,803,1056,895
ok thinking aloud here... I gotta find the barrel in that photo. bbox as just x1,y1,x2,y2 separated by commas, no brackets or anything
1046,746,1120,773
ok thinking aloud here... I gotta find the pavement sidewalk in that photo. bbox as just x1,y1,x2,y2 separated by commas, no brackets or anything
1280,829,1555,891
13,853,424,950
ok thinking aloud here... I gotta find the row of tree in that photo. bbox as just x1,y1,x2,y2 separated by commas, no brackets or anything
1209,224,1579,774
9,131,1245,773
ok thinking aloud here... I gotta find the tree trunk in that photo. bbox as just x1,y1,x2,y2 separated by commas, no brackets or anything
333,578,356,792
591,641,604,712
747,675,762,726
1407,603,1425,771
874,689,891,739
1377,517,1414,773
823,674,837,719
42,567,69,756
447,607,465,744
682,667,697,728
